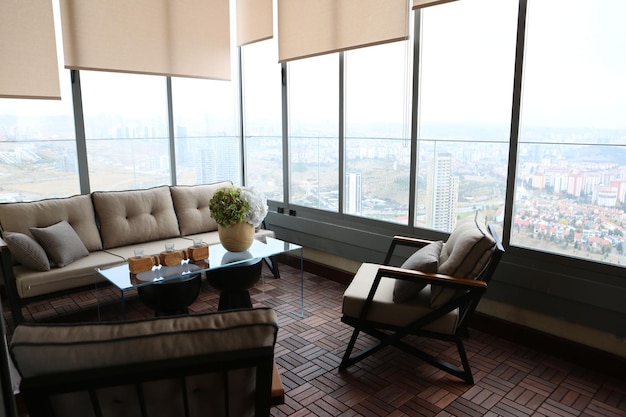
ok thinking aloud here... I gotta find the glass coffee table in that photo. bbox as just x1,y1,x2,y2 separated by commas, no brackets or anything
96,237,304,317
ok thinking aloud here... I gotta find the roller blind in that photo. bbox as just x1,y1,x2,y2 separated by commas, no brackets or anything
237,0,273,46
413,0,459,9
278,0,409,63
59,0,231,80
0,0,61,100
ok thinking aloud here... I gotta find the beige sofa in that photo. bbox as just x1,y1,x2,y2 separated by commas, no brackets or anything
0,182,275,323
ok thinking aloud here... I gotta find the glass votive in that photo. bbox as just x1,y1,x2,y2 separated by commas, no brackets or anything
134,248,144,258
164,242,175,252
193,237,203,247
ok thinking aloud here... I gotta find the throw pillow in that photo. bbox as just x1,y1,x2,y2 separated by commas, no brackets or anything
393,240,443,303
30,220,89,268
3,232,51,272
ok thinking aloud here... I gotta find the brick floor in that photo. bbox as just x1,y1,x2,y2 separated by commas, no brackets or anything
4,264,626,417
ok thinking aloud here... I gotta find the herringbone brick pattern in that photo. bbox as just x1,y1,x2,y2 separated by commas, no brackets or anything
4,264,626,417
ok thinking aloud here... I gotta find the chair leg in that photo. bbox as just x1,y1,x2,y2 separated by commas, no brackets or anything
340,325,475,383
339,328,362,369
455,336,474,384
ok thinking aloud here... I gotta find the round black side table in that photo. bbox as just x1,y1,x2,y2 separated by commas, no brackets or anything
206,258,263,311
137,273,202,317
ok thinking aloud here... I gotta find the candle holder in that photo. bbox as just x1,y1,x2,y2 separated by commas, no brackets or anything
188,244,209,262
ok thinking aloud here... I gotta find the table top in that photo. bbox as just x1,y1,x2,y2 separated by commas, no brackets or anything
96,237,302,291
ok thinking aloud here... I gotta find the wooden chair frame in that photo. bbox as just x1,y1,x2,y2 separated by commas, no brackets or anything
340,225,504,384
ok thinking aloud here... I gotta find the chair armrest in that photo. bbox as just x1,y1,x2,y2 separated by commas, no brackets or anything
376,265,487,291
0,236,7,249
383,236,437,264
391,235,434,248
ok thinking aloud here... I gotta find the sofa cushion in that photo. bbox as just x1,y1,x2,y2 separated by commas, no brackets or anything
393,240,442,303
30,220,90,268
12,251,123,298
170,181,232,236
10,307,278,378
431,213,496,308
3,232,50,272
0,194,102,251
93,186,181,249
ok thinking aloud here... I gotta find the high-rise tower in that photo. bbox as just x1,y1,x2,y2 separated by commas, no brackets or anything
425,152,459,232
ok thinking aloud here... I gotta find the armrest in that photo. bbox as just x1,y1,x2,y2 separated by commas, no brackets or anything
383,235,437,264
376,265,487,291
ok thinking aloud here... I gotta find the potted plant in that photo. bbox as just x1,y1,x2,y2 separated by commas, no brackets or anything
209,186,268,252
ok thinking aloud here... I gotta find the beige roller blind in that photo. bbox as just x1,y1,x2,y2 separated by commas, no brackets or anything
0,0,61,100
237,0,273,46
412,0,458,9
278,0,409,63
59,0,231,80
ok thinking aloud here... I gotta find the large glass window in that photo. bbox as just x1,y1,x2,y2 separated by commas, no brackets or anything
344,41,412,223
171,76,241,186
287,54,339,211
0,72,78,202
241,39,283,201
81,71,171,191
513,0,626,266
416,0,517,232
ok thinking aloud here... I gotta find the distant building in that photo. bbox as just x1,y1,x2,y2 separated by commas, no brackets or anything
425,153,458,232
345,172,362,215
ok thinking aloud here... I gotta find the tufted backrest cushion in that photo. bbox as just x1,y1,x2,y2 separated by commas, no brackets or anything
170,181,232,236
92,186,181,249
0,194,102,251
430,213,497,308
438,212,496,279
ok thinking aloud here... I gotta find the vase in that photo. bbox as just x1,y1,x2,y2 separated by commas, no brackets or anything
217,222,255,252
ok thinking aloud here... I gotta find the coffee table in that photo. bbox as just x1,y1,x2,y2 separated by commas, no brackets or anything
96,236,304,318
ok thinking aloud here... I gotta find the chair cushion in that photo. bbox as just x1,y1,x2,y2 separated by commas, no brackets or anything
170,181,232,236
30,220,89,268
431,213,496,308
92,186,181,249
343,263,458,335
3,232,50,271
393,240,442,303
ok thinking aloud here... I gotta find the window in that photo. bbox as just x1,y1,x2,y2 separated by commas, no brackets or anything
287,54,339,211
241,39,284,201
512,0,626,266
80,71,171,191
171,76,241,186
0,72,78,202
416,0,517,232
344,41,412,223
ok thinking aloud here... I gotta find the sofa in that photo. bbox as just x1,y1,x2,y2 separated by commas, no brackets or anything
10,307,281,417
0,182,276,324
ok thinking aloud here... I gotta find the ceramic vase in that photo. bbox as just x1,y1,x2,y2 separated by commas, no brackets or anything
217,222,255,252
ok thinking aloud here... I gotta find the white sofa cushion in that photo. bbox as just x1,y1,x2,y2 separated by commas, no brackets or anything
93,186,181,249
